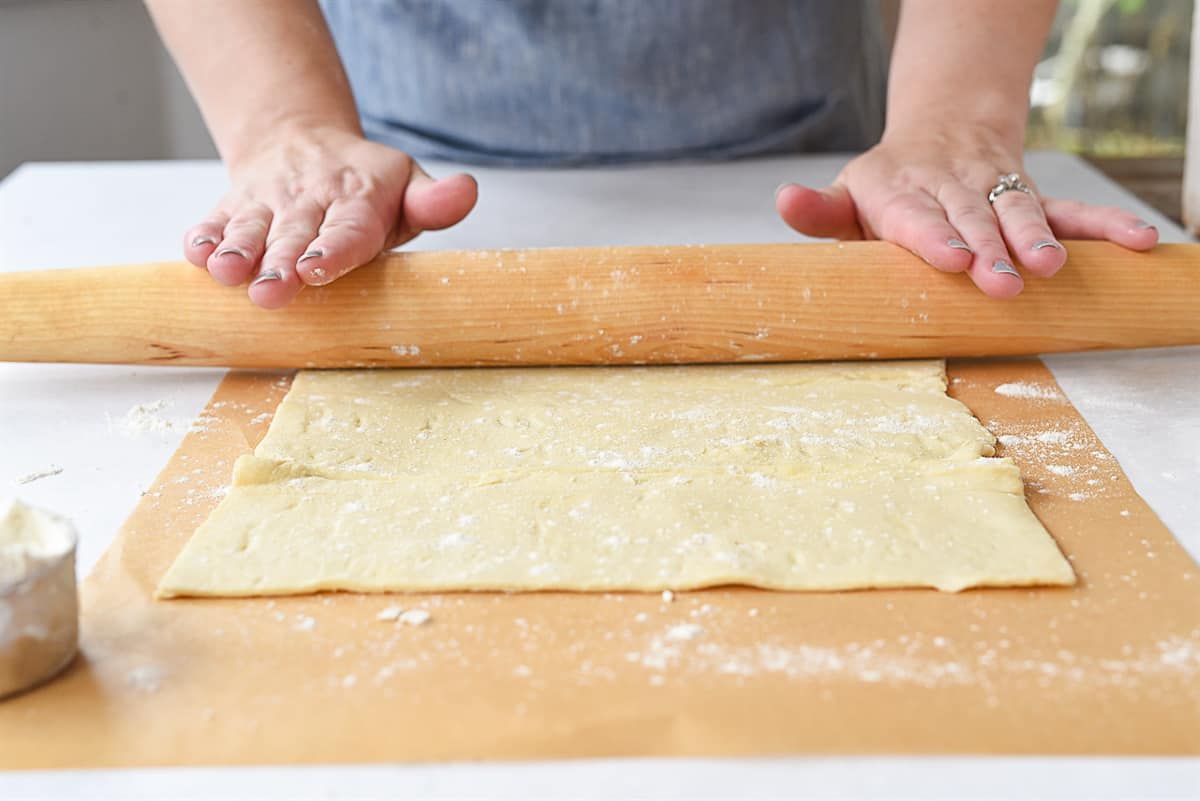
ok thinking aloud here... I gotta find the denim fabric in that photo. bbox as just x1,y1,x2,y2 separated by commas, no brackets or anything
319,0,886,166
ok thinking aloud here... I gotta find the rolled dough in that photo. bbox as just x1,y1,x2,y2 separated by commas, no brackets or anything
158,361,1074,597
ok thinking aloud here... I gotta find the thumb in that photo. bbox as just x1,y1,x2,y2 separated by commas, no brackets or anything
775,182,864,240
391,162,479,246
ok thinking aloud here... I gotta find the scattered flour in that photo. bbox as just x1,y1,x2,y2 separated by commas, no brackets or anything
398,609,431,627
15,465,63,485
376,606,404,622
993,382,1062,401
620,622,1200,692
665,623,705,642
125,663,166,693
112,400,186,435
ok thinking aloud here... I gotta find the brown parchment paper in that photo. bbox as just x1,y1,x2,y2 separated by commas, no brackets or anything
1,359,1198,768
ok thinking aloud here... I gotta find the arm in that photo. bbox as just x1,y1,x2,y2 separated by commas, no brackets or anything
146,0,361,168
887,0,1052,152
777,0,1157,298
146,0,476,308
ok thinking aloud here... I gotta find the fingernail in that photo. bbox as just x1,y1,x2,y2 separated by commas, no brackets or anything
774,182,793,199
1135,220,1157,230
215,246,248,260
298,249,324,263
992,260,1020,277
947,238,972,252
1032,239,1063,251
191,235,216,248
251,270,282,286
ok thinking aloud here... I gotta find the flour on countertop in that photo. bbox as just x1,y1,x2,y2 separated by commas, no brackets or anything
15,466,63,485
376,606,404,622
665,623,704,641
176,583,1199,722
993,382,1063,401
125,663,166,693
111,400,189,436
988,420,1118,502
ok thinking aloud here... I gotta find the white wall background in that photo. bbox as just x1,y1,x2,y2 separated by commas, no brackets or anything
0,0,216,179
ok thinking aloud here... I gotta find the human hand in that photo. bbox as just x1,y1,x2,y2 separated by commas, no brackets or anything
775,127,1159,298
184,127,478,308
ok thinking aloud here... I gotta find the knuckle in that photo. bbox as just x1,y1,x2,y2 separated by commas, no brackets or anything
304,169,378,201
267,221,317,244
1054,199,1087,216
321,216,381,241
877,196,934,238
952,205,996,226
224,219,270,238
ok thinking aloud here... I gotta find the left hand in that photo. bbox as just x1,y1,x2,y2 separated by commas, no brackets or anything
775,126,1160,298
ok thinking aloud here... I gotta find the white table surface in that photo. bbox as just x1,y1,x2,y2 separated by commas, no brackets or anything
1,152,1197,800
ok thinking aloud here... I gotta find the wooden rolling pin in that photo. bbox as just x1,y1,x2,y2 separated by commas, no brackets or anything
1,241,1197,368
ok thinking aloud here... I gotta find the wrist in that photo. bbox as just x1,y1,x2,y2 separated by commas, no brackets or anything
882,110,1025,164
223,114,364,175
884,95,1027,158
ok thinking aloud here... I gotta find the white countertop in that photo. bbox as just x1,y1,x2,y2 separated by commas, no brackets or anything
1,152,1197,800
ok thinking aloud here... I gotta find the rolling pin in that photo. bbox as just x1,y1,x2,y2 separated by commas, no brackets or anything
1,241,1197,368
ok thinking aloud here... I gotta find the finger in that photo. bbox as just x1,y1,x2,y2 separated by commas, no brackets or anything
183,211,229,268
247,201,324,310
873,190,973,273
389,165,478,247
1042,199,1160,251
939,184,1023,299
775,182,864,240
296,196,389,287
990,189,1066,277
298,168,478,287
207,204,272,286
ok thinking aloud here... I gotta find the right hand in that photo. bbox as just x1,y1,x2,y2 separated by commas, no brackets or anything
184,126,478,309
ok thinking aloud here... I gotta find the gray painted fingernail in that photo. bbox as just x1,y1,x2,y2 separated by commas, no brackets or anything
1032,239,1063,251
992,260,1020,277
947,238,972,252
215,246,248,259
191,235,216,248
251,270,281,286
298,249,324,263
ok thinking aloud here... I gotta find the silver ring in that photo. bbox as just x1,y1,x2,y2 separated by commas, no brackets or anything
988,172,1032,204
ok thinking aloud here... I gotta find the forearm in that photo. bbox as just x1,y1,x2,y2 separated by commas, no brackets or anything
885,0,1057,148
145,0,361,169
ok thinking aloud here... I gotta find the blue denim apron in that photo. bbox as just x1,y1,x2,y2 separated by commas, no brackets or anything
319,0,886,165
